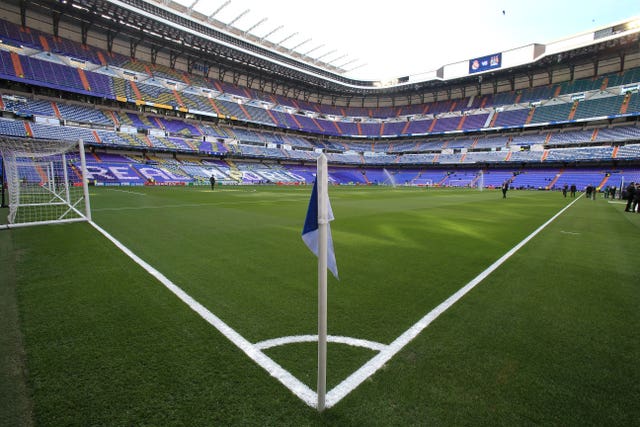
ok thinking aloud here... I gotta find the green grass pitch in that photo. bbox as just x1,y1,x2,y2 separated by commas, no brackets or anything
1,185,639,425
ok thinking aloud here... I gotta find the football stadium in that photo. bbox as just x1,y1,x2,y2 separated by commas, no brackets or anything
1,0,639,424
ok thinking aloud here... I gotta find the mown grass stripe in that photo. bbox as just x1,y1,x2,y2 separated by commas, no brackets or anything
326,194,584,407
88,220,318,407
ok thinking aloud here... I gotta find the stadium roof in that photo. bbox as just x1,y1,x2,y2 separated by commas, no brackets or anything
167,0,640,80
8,0,640,102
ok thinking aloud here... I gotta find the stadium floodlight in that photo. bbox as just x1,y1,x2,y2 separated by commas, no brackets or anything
278,32,298,45
244,17,267,35
208,0,231,21
260,25,283,41
0,138,91,229
289,38,311,53
227,9,250,27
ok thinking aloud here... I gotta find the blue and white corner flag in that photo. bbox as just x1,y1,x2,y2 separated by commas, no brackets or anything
302,160,338,279
302,175,339,280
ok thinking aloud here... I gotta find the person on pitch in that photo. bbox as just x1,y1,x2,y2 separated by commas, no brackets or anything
501,180,509,199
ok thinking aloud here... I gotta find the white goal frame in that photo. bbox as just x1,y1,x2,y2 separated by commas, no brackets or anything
0,138,91,229
477,169,484,191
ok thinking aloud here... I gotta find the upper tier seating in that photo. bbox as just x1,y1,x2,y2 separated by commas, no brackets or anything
1,18,640,171
1,14,639,141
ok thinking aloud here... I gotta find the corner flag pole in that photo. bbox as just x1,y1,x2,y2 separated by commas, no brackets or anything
317,153,328,412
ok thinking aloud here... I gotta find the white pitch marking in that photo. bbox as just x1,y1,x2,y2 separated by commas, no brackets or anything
108,189,147,196
93,203,219,212
255,335,387,352
194,189,243,192
560,230,581,235
93,197,307,212
88,220,317,407
88,194,581,410
323,194,583,408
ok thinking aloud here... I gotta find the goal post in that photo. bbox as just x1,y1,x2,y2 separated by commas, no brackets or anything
1,154,6,208
0,137,91,229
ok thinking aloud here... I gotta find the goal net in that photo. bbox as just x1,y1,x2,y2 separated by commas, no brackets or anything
0,137,91,229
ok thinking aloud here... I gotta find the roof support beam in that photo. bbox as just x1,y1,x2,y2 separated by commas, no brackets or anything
227,9,249,27
315,49,336,62
81,22,91,46
52,11,61,38
289,38,311,53
188,0,200,11
107,30,117,53
304,44,324,56
337,58,357,68
327,54,347,65
278,32,298,46
20,0,27,29
261,25,283,41
208,1,231,21
150,45,159,65
345,63,366,73
170,50,180,69
244,18,267,35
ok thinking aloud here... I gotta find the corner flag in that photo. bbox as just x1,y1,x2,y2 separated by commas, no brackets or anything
302,175,339,280
301,153,336,411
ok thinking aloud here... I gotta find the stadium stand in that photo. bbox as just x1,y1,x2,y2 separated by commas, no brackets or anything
0,12,638,189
